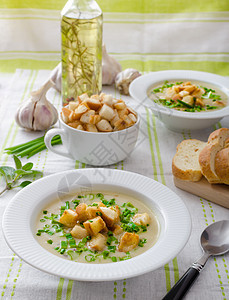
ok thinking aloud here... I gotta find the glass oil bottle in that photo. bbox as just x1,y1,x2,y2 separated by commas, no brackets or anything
61,0,103,105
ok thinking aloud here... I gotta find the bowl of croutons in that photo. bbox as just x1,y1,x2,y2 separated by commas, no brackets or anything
130,70,229,132
44,93,139,165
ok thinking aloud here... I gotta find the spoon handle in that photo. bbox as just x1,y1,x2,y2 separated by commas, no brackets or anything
162,267,200,300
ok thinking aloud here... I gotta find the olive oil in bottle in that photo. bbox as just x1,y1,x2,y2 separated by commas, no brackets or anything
61,0,103,105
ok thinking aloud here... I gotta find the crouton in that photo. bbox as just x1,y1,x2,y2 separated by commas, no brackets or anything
110,109,120,127
118,232,139,252
78,93,89,103
114,102,126,110
96,119,113,132
84,124,98,132
99,206,120,228
61,111,69,123
128,113,137,123
59,209,78,227
88,233,107,251
70,225,88,239
117,108,128,119
195,98,205,107
132,213,151,226
62,107,75,123
89,114,101,125
112,224,123,235
86,98,102,111
99,104,115,121
101,94,114,107
80,110,95,123
113,118,127,131
76,125,84,131
74,104,88,119
182,95,194,106
68,101,79,111
75,203,89,222
122,114,134,128
67,120,82,129
83,216,106,236
93,201,106,207
183,85,196,94
86,206,100,219
126,106,137,116
179,91,189,97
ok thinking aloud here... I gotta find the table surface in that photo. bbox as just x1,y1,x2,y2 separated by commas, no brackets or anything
0,1,229,299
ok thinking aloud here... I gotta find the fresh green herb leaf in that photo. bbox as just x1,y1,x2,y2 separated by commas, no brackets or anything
177,99,193,108
61,241,68,249
47,240,53,244
22,162,33,171
18,181,32,188
13,155,22,169
138,238,147,247
85,254,96,262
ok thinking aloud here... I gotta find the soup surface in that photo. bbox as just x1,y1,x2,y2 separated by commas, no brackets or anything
148,80,228,112
35,191,160,264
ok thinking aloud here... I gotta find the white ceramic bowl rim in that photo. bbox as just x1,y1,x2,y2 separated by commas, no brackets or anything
129,70,229,119
2,169,191,281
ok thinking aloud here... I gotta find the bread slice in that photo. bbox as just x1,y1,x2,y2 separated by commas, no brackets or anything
215,147,229,185
199,128,229,184
172,139,206,181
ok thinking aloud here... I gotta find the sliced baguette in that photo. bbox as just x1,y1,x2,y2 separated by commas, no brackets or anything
199,128,229,184
172,139,206,181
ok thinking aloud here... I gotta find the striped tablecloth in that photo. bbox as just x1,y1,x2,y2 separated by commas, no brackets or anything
0,1,229,300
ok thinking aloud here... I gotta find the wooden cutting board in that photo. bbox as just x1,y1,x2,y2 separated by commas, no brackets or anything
173,176,229,209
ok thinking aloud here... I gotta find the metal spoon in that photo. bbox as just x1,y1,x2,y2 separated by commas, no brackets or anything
162,220,229,300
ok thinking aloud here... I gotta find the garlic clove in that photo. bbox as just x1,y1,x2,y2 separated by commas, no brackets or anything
15,79,58,131
33,100,58,131
102,44,122,85
15,100,35,130
115,68,141,95
50,62,62,93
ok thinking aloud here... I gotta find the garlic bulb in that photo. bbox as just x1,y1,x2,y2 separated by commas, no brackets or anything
115,68,141,95
102,45,122,85
50,62,62,93
15,80,58,131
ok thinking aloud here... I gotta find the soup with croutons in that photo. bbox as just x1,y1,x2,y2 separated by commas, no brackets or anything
148,80,228,112
36,192,160,263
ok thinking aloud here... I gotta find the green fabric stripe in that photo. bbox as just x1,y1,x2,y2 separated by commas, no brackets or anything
1,15,229,23
0,59,58,73
1,10,229,20
65,280,73,300
151,114,180,283
0,0,228,13
164,264,171,291
151,114,166,186
119,60,229,76
56,278,65,300
146,108,158,181
1,59,229,76
0,70,37,299
1,255,16,298
146,108,171,291
105,19,229,24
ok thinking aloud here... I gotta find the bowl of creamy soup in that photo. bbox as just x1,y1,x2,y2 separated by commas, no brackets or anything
2,169,191,281
130,70,229,131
